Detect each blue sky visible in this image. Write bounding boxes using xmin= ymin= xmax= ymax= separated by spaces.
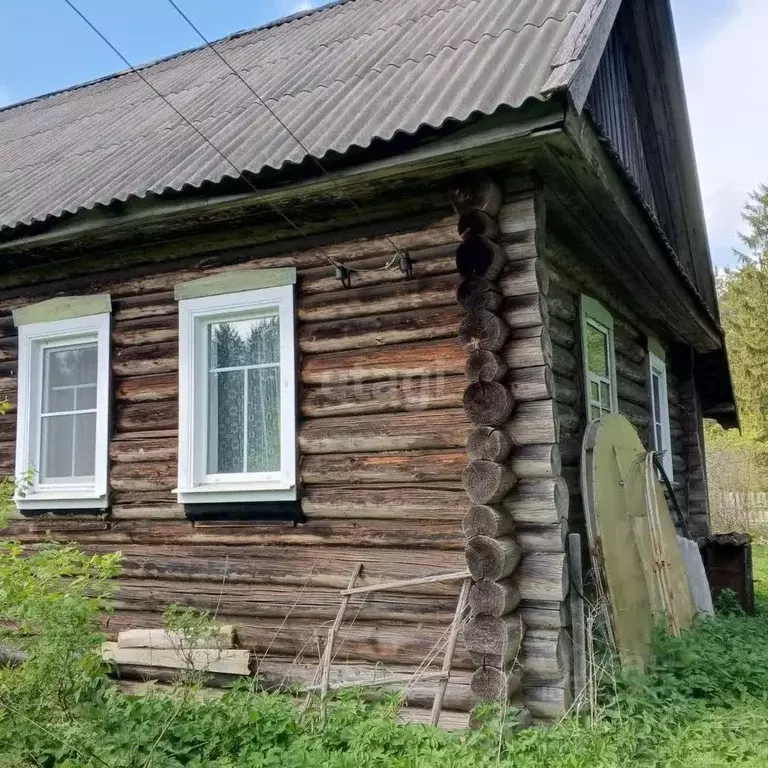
xmin=0 ymin=0 xmax=763 ymax=268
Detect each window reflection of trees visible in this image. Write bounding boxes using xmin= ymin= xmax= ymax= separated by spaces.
xmin=208 ymin=317 xmax=281 ymax=475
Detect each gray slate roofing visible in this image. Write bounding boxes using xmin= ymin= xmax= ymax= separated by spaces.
xmin=0 ymin=0 xmax=592 ymax=233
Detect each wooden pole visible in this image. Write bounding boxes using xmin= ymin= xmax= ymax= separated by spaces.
xmin=340 ymin=570 xmax=470 ymax=597
xmin=320 ymin=563 xmax=363 ymax=697
xmin=568 ymin=533 xmax=587 ymax=707
xmin=430 ymin=577 xmax=471 ymax=727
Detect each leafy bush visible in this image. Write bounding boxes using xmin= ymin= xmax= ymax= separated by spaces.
xmin=1 ymin=542 xmax=768 ymax=766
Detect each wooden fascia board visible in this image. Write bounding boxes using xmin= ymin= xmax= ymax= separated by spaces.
xmin=551 ymin=108 xmax=722 ymax=352
xmin=0 ymin=104 xmax=565 ymax=257
xmin=543 ymin=0 xmax=623 ymax=112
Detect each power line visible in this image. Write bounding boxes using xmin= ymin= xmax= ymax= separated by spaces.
xmin=163 ymin=0 xmax=404 ymax=270
xmin=62 ymin=0 xmax=405 ymax=278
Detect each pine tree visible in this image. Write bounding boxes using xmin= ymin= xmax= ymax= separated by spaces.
xmin=719 ymin=185 xmax=768 ymax=441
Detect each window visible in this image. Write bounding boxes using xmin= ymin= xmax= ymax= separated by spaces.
xmin=14 ymin=307 xmax=111 ymax=510
xmin=648 ymin=344 xmax=673 ymax=479
xmin=177 ymin=283 xmax=297 ymax=504
xmin=580 ymin=296 xmax=618 ymax=421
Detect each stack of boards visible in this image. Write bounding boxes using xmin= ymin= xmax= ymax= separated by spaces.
xmin=581 ymin=414 xmax=697 ymax=669
xmin=102 ymin=625 xmax=250 ymax=676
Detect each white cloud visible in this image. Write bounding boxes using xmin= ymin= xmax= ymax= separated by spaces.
xmin=679 ymin=0 xmax=768 ymax=265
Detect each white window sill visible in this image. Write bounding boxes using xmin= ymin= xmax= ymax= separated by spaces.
xmin=175 ymin=485 xmax=297 ymax=505
xmin=15 ymin=493 xmax=109 ymax=511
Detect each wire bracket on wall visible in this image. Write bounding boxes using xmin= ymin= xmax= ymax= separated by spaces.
xmin=335 ymin=265 xmax=352 ymax=289
xmin=399 ymin=252 xmax=414 ymax=280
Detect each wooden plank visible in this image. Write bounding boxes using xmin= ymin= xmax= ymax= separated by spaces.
xmin=102 ymin=642 xmax=250 ymax=675
xmin=117 ymin=626 xmax=235 ymax=650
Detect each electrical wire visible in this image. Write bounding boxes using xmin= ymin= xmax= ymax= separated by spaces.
xmin=163 ymin=0 xmax=404 ymax=271
xmin=62 ymin=0 xmax=403 ymax=277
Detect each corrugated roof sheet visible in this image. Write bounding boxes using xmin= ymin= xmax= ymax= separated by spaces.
xmin=0 ymin=0 xmax=589 ymax=233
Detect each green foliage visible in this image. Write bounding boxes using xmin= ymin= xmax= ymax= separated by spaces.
xmin=2 ymin=544 xmax=768 ymax=766
xmin=713 ymin=185 xmax=768 ymax=445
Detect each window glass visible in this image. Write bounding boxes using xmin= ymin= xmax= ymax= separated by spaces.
xmin=206 ymin=315 xmax=281 ymax=475
xmin=40 ymin=343 xmax=98 ymax=482
xmin=586 ymin=324 xmax=609 ymax=376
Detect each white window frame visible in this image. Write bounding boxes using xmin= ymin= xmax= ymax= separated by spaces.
xmin=14 ymin=313 xmax=111 ymax=510
xmin=648 ymin=349 xmax=673 ymax=480
xmin=580 ymin=296 xmax=618 ymax=422
xmin=176 ymin=285 xmax=297 ymax=504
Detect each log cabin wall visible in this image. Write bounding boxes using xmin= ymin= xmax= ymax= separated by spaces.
xmin=0 ymin=185 xmax=572 ymax=725
xmin=457 ymin=185 xmax=570 ymax=723
xmin=542 ymin=233 xmax=710 ymax=548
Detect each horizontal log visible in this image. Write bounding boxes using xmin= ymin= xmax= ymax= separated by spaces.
xmin=298 ymin=243 xmax=458 ymax=297
xmin=506 ymin=365 xmax=554 ymax=402
xmin=301 ymin=338 xmax=464 ymax=385
xmin=617 ymin=374 xmax=648 ymax=409
xmin=515 ymin=523 xmax=567 ymax=553
xmin=503 ymin=401 xmax=558 ymax=445
xmin=302 ymin=375 xmax=465 ymax=418
xmin=258 ymin=658 xmax=474 ymax=711
xmin=471 ymin=665 xmax=523 ymax=700
xmin=113 ymin=342 xmax=178 ymax=376
xmin=615 ymin=352 xmax=646 ymax=387
xmin=8 ymin=517 xmax=465 ymax=550
xmin=115 ymin=373 xmax=178 ymax=403
xmin=464 ymin=613 xmax=523 ymax=666
xmin=110 ymin=544 xmax=467 ymax=594
xmin=113 ymin=317 xmax=177 ymax=348
xmin=458 ymin=309 xmax=509 ymax=352
xmin=519 ymin=601 xmax=568 ymax=629
xmin=110 ymin=505 xmax=185 ymax=520
xmin=302 ymin=486 xmax=468 ymax=521
xmin=110 ymin=461 xmax=175 ymax=492
xmin=298 ymin=274 xmax=458 ymax=323
xmin=524 ymin=681 xmax=571 ymax=721
xmin=499 ymin=259 xmax=548 ymax=298
xmin=111 ymin=579 xmax=459 ymax=623
xmin=398 ymin=709 xmax=470 ymax=730
xmin=462 ymin=461 xmax=517 ymax=504
xmin=502 ymin=328 xmax=551 ymax=370
xmin=551 ymin=344 xmax=578 ymax=377
xmin=463 ymin=382 xmax=515 ymax=427
xmin=117 ymin=626 xmax=235 ymax=650
xmin=465 ymin=536 xmax=522 ymax=581
xmin=115 ymin=401 xmax=177 ymax=434
xmin=112 ymin=292 xmax=176 ymax=322
xmin=546 ymin=290 xmax=577 ymax=325
xmin=509 ymin=444 xmax=561 ymax=479
xmin=501 ymin=294 xmax=546 ymax=330
xmin=299 ymin=409 xmax=469 ymax=454
xmin=105 ymin=611 xmax=475 ymax=669
xmin=111 ymin=663 xmax=238 ymax=690
xmin=513 ymin=553 xmax=567 ymax=602
xmin=522 ymin=629 xmax=570 ymax=682
xmin=465 ymin=349 xmax=507 ymax=383
xmin=109 ymin=438 xmax=176 ymax=464
xmin=466 ymin=427 xmax=513 ymax=462
xmin=500 ymin=478 xmax=569 ymax=526
xmin=504 ymin=232 xmax=537 ymax=263
xmin=300 ymin=306 xmax=461 ymax=354
xmin=552 ymin=373 xmax=579 ymax=406
xmin=468 ymin=578 xmax=521 ymax=616
xmin=498 ymin=197 xmax=537 ymax=237
xmin=301 ymin=450 xmax=465 ymax=485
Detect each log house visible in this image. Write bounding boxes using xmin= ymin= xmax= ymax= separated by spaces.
xmin=0 ymin=0 xmax=736 ymax=725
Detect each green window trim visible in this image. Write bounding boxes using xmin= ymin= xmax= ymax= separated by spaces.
xmin=174 ymin=268 xmax=297 ymax=301
xmin=12 ymin=295 xmax=112 ymax=327
xmin=647 ymin=335 xmax=666 ymax=362
xmin=580 ymin=295 xmax=618 ymax=421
